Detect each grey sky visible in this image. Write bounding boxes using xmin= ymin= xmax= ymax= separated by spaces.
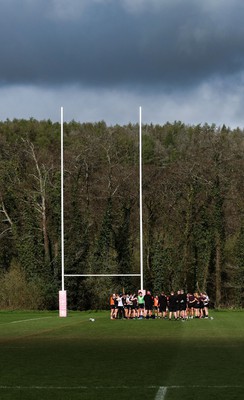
xmin=0 ymin=0 xmax=244 ymax=127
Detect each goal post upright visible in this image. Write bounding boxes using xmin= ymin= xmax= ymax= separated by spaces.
xmin=139 ymin=106 xmax=144 ymax=291
xmin=61 ymin=106 xmax=65 ymax=292
xmin=59 ymin=106 xmax=67 ymax=317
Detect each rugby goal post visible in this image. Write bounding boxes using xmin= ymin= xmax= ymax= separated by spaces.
xmin=59 ymin=107 xmax=144 ymax=317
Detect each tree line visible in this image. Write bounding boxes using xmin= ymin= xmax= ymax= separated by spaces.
xmin=0 ymin=119 xmax=243 ymax=309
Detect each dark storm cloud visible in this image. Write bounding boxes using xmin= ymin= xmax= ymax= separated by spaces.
xmin=1 ymin=0 xmax=244 ymax=91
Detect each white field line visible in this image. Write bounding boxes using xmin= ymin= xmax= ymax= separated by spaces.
xmin=0 ymin=317 xmax=53 ymax=327
xmin=10 ymin=317 xmax=53 ymax=324
xmin=155 ymin=386 xmax=167 ymax=400
xmin=0 ymin=317 xmax=54 ymax=326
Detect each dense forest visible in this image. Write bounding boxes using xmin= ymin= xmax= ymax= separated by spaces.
xmin=0 ymin=119 xmax=243 ymax=310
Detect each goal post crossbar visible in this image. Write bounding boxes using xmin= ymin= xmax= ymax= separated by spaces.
xmin=64 ymin=274 xmax=141 ymax=277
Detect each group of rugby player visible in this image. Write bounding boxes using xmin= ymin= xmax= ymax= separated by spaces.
xmin=110 ymin=290 xmax=210 ymax=320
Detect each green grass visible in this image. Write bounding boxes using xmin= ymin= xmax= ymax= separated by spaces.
xmin=0 ymin=310 xmax=244 ymax=399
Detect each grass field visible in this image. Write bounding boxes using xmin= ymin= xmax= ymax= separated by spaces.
xmin=0 ymin=310 xmax=244 ymax=400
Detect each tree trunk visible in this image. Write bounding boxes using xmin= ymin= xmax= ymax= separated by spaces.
xmin=24 ymin=140 xmax=50 ymax=264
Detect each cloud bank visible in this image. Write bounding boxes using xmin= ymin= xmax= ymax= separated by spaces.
xmin=0 ymin=0 xmax=244 ymax=127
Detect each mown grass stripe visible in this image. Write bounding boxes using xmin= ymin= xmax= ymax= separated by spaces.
xmin=0 ymin=385 xmax=243 ymax=390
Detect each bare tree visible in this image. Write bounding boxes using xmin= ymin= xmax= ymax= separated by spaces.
xmin=22 ymin=139 xmax=51 ymax=264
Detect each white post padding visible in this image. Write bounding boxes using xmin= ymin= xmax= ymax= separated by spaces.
xmin=59 ymin=290 xmax=67 ymax=317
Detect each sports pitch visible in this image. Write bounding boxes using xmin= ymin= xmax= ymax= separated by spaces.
xmin=0 ymin=310 xmax=243 ymax=400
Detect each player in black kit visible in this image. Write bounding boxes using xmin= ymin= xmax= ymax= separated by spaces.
xmin=168 ymin=291 xmax=178 ymax=320
xmin=158 ymin=291 xmax=168 ymax=319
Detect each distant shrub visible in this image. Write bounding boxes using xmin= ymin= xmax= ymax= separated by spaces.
xmin=0 ymin=263 xmax=43 ymax=310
